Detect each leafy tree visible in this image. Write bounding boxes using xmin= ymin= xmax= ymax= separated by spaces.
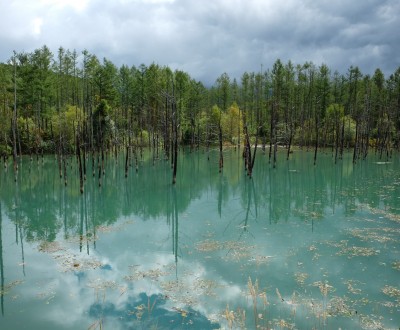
xmin=326 ymin=103 xmax=344 ymax=162
xmin=51 ymin=105 xmax=84 ymax=152
xmin=215 ymin=73 xmax=231 ymax=171
xmin=0 ymin=64 xmax=12 ymax=156
xmin=222 ymin=102 xmax=242 ymax=144
xmin=93 ymin=99 xmax=114 ymax=149
xmin=313 ymin=64 xmax=330 ymax=164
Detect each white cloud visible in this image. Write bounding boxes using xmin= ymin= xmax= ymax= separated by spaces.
xmin=0 ymin=0 xmax=399 ymax=84
xmin=32 ymin=17 xmax=43 ymax=36
xmin=40 ymin=0 xmax=91 ymax=12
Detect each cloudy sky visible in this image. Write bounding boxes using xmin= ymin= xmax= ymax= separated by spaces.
xmin=1 ymin=0 xmax=399 ymax=85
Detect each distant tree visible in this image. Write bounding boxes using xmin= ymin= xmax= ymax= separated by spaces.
xmin=0 ymin=63 xmax=12 ymax=159
xmin=270 ymin=59 xmax=284 ymax=168
xmin=326 ymin=103 xmax=344 ymax=162
xmin=92 ymin=99 xmax=114 ymax=186
xmin=216 ymin=73 xmax=230 ymax=172
xmin=12 ymin=51 xmax=18 ymax=179
xmin=313 ymin=64 xmax=330 ymax=165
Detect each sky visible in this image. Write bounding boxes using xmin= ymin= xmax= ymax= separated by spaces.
xmin=0 ymin=0 xmax=399 ymax=85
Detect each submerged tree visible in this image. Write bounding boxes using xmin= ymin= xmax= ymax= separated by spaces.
xmin=93 ymin=99 xmax=114 ymax=186
xmin=216 ymin=73 xmax=231 ymax=172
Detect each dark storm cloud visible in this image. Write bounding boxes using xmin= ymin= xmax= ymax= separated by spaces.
xmin=0 ymin=0 xmax=399 ymax=85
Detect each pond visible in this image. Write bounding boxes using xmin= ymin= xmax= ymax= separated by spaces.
xmin=0 ymin=148 xmax=399 ymax=329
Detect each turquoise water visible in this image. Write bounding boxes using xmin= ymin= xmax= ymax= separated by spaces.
xmin=0 ymin=149 xmax=399 ymax=329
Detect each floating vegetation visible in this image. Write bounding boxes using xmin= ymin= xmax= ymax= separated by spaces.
xmin=336 ymin=243 xmax=380 ymax=258
xmin=344 ymin=280 xmax=363 ymax=295
xmin=347 ymin=227 xmax=399 ymax=243
xmin=160 ymin=281 xmax=191 ymax=305
xmin=96 ymin=219 xmax=134 ymax=233
xmin=288 ymin=294 xmax=351 ymax=322
xmin=224 ymin=241 xmax=254 ymax=261
xmin=195 ymin=239 xmax=255 ymax=262
xmin=392 ymin=261 xmax=400 ymax=271
xmin=171 ymin=306 xmax=191 ymax=318
xmin=326 ymin=296 xmax=354 ymax=317
xmin=294 ymin=272 xmax=309 ymax=286
xmin=87 ymin=279 xmax=118 ymax=291
xmin=382 ymin=285 xmax=400 ymax=299
xmin=360 ymin=204 xmax=400 ymax=224
xmin=195 ymin=239 xmax=221 ymax=252
xmin=325 ymin=239 xmax=348 ymax=249
xmin=38 ymin=239 xmax=103 ymax=272
xmin=308 ymin=244 xmax=317 ymax=251
xmin=358 ymin=314 xmax=385 ymax=330
xmin=272 ymin=318 xmax=295 ymax=329
xmin=0 ymin=280 xmax=24 ymax=297
xmin=378 ymin=300 xmax=396 ymax=308
xmin=195 ymin=279 xmax=220 ymax=297
xmin=312 ymin=252 xmax=321 ymax=261
xmin=38 ymin=241 xmax=64 ymax=253
xmin=124 ymin=266 xmax=170 ymax=281
xmin=55 ymin=253 xmax=103 ymax=272
xmin=312 ymin=281 xmax=334 ymax=297
xmin=159 ymin=276 xmax=221 ymax=307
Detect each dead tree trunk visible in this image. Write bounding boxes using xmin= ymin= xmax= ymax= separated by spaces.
xmin=76 ymin=128 xmax=84 ymax=193
xmin=172 ymin=95 xmax=178 ymax=185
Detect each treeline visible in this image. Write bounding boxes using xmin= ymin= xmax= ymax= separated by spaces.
xmin=1 ymin=45 xmax=400 ymax=177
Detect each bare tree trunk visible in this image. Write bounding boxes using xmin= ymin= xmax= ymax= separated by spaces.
xmin=353 ymin=121 xmax=359 ymax=163
xmin=314 ymin=115 xmax=319 ymax=166
xmin=76 ymin=129 xmax=84 ymax=193
xmin=63 ymin=149 xmax=68 ymax=186
xmin=250 ymin=127 xmax=258 ymax=176
xmin=125 ymin=144 xmax=129 ymax=178
xmin=172 ymin=102 xmax=178 ymax=184
xmin=287 ymin=126 xmax=293 ymax=161
xmin=339 ymin=117 xmax=345 ymax=159
xmin=172 ymin=126 xmax=178 ymax=184
xmin=218 ymin=123 xmax=223 ymax=173
xmin=97 ymin=152 xmax=101 ymax=187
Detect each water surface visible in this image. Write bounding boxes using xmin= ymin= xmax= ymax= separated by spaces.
xmin=0 ymin=149 xmax=399 ymax=329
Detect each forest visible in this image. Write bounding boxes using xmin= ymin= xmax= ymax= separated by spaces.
xmin=1 ymin=45 xmax=400 ymax=185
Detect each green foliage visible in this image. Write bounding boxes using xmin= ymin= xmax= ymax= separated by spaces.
xmin=343 ymin=115 xmax=356 ymax=145
xmin=326 ymin=103 xmax=344 ymax=121
xmin=51 ymin=105 xmax=85 ymax=151
xmin=137 ymin=130 xmax=149 ymax=147
xmin=221 ymin=102 xmax=243 ymax=144
xmin=0 ymin=144 xmax=11 ymax=157
xmin=17 ymin=117 xmax=41 ymax=152
xmin=210 ymin=105 xmax=221 ymax=127
xmin=198 ymin=111 xmax=210 ymax=142
xmin=93 ymin=99 xmax=115 ymax=148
